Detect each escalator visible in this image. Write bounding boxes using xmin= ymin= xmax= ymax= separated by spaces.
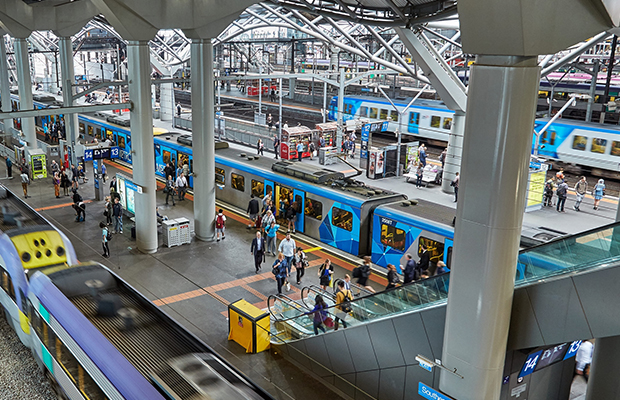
xmin=269 ymin=222 xmax=620 ymax=400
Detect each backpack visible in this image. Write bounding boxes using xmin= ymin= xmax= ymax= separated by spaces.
xmin=556 ymin=184 xmax=567 ymax=197
xmin=544 ymin=182 xmax=553 ymax=193
xmin=106 ymin=230 xmax=112 ymax=242
xmin=352 ymin=266 xmax=361 ymax=278
xmin=216 ymin=214 xmax=224 ymax=229
xmin=340 ymin=290 xmax=352 ymax=313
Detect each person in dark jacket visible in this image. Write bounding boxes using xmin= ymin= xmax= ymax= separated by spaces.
xmin=60 ymin=169 xmax=71 ymax=196
xmin=247 ymin=195 xmax=260 ymax=228
xmin=285 ymin=202 xmax=297 ymax=233
xmin=112 ymin=197 xmax=123 ymax=234
xmin=356 ymin=256 xmax=372 ymax=288
xmin=386 ymin=264 xmax=400 ymax=290
xmin=72 ymin=189 xmax=85 ymax=222
xmin=403 ymin=254 xmax=417 ymax=283
xmin=250 ymin=231 xmax=267 ymax=273
xmin=5 ymin=156 xmax=12 ymax=178
xmin=272 ymin=253 xmax=288 ymax=294
xmin=308 ymin=295 xmax=329 ymax=335
xmin=418 ymin=245 xmax=430 ymax=273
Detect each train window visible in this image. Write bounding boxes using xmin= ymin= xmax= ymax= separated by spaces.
xmin=215 ymin=167 xmax=225 ymax=185
xmin=443 ymin=118 xmax=453 ymax=130
xmin=116 ymin=135 xmax=124 ymax=149
xmin=19 ymin=289 xmax=26 ymax=312
xmin=379 ymin=109 xmax=388 ymax=120
xmin=369 ymin=108 xmax=378 ymax=119
xmin=56 ymin=337 xmax=79 ymax=382
xmin=304 ymin=197 xmax=323 ymax=220
xmin=28 ymin=301 xmax=42 ymax=336
xmin=345 ymin=104 xmax=354 ymax=115
xmin=390 ymin=110 xmax=399 ymax=122
xmin=100 ymin=128 xmax=105 ymax=140
xmin=409 ymin=112 xmax=420 ymax=126
xmin=611 ymin=141 xmax=620 ymax=156
xmin=360 ymin=106 xmax=368 ymax=118
xmin=591 ymin=138 xmax=607 ymax=154
xmin=251 ymin=180 xmax=264 ymax=197
xmin=231 ymin=173 xmax=245 ymax=192
xmin=419 ymin=236 xmax=445 ymax=265
xmin=178 ymin=153 xmax=190 ymax=172
xmin=163 ymin=150 xmax=171 ymax=165
xmin=1 ymin=269 xmax=15 ymax=301
xmin=46 ymin=322 xmax=56 ymax=354
xmin=332 ymin=207 xmax=353 ymax=231
xmin=430 ymin=116 xmax=441 ymax=128
xmin=80 ymin=365 xmax=106 ymax=400
xmin=446 ymin=246 xmax=453 ymax=269
xmin=294 ymin=195 xmax=303 ymax=213
xmin=540 ymin=130 xmax=556 ymax=145
xmin=79 ymin=123 xmax=85 ymax=135
xmin=572 ymin=135 xmax=587 ymax=151
xmin=88 ymin=125 xmax=93 ymax=137
xmin=380 ymin=224 xmax=406 ymax=252
xmin=106 ymin=129 xmax=113 ymax=140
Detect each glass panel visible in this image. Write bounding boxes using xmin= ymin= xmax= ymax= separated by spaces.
xmin=162 ymin=150 xmax=171 ymax=165
xmin=409 ymin=112 xmax=419 ymax=126
xmin=430 ymin=116 xmax=441 ymax=128
xmin=419 ymin=237 xmax=445 ymax=266
xmin=56 ymin=338 xmax=79 ymax=383
xmin=572 ymin=135 xmax=587 ymax=151
xmin=79 ymin=123 xmax=85 ymax=135
xmin=305 ymin=197 xmax=323 ymax=220
xmin=118 ymin=135 xmax=125 ymax=149
xmin=88 ymin=125 xmax=93 ymax=137
xmin=369 ymin=108 xmax=378 ymax=119
xmin=591 ymin=138 xmax=607 ymax=154
xmin=251 ymin=180 xmax=264 ymax=197
xmin=443 ymin=118 xmax=452 ymax=130
xmin=381 ymin=224 xmax=406 ymax=252
xmin=379 ymin=109 xmax=388 ymax=120
xmin=390 ymin=110 xmax=399 ymax=122
xmin=106 ymin=129 xmax=113 ymax=139
xmin=215 ymin=167 xmax=225 ymax=185
xmin=231 ymin=173 xmax=245 ymax=192
xmin=360 ymin=106 xmax=368 ymax=117
xmin=332 ymin=207 xmax=353 ymax=231
xmin=612 ymin=141 xmax=620 ymax=156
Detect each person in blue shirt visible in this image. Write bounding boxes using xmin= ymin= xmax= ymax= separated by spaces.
xmin=296 ymin=141 xmax=304 ymax=162
xmin=272 ymin=253 xmax=289 ymax=294
xmin=308 ymin=295 xmax=329 ymax=335
xmin=419 ymin=144 xmax=427 ymax=167
xmin=265 ymin=220 xmax=280 ymax=256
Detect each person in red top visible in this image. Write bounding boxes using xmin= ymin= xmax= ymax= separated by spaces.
xmin=215 ymin=209 xmax=226 ymax=242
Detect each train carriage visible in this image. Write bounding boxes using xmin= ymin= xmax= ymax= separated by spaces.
xmin=372 ymin=199 xmax=454 ymax=274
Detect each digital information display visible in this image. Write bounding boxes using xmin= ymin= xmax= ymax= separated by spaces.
xmin=84 ymin=146 xmax=120 ymax=161
xmin=519 ymin=340 xmax=582 ymax=378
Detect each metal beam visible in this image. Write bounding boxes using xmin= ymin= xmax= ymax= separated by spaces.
xmin=0 ymin=102 xmax=133 ymax=119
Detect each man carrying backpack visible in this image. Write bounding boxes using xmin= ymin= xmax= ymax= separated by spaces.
xmin=335 ymin=280 xmax=352 ymax=330
xmin=556 ymin=179 xmax=569 ymax=213
xmin=215 ymin=209 xmax=226 ymax=242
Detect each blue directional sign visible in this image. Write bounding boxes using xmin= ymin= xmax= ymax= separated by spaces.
xmin=418 ymin=383 xmax=454 ymax=400
xmin=110 ymin=146 xmax=120 ymax=159
xmin=519 ymin=350 xmax=543 ymax=378
xmin=84 ymin=149 xmax=93 ymax=161
xmin=564 ymin=340 xmax=582 ymax=360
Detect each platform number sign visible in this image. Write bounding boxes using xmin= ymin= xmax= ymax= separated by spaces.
xmin=110 ymin=146 xmax=119 ymax=159
xmin=519 ymin=350 xmax=542 ymax=378
xmin=563 ymin=340 xmax=582 ymax=360
xmin=84 ymin=149 xmax=93 ymax=161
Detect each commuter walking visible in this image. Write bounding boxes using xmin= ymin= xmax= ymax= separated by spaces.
xmin=165 ymin=175 xmax=176 ymax=205
xmin=285 ymin=202 xmax=297 ymax=233
xmin=418 ymin=245 xmax=430 ymax=273
xmin=272 ymin=253 xmax=288 ymax=294
xmin=439 ymin=148 xmax=447 ymax=169
xmin=215 ymin=209 xmax=226 ymax=242
xmin=257 ymin=139 xmax=264 ymax=156
xmin=573 ymin=176 xmax=587 ymax=211
xmin=278 ymin=232 xmax=296 ymax=274
xmin=403 ymin=253 xmax=417 ymax=284
xmin=53 ymin=171 xmax=61 ymax=198
xmin=318 ymin=259 xmax=333 ymax=290
xmin=353 ymin=256 xmax=372 ymax=290
xmin=175 ymin=173 xmax=188 ymax=201
xmin=261 ymin=209 xmax=275 ymax=234
xmin=177 ymin=102 xmax=182 ymax=117
xmin=247 ymin=194 xmax=260 ymax=228
xmin=101 ymin=162 xmax=107 ymax=183
xmin=71 ymin=164 xmax=79 ymax=190
xmin=593 ymin=179 xmax=605 ymax=210
xmin=334 ymin=281 xmax=353 ymax=330
xmin=309 ymin=295 xmax=329 ymax=335
xmin=265 ymin=221 xmax=280 ymax=256
xmin=452 ymin=172 xmax=460 ymax=202
xmin=72 ymin=190 xmax=85 ymax=222
xmin=61 ymin=169 xmax=71 ymax=196
xmin=556 ymin=180 xmax=568 ymax=212
xmin=386 ymin=264 xmax=400 ymax=290
xmin=415 ymin=162 xmax=424 ymax=188
xmin=100 ymin=222 xmax=110 ymax=258
xmin=104 ymin=196 xmax=113 ymax=226
xmin=20 ymin=170 xmax=30 ymax=198
xmin=273 ymin=135 xmax=280 ymax=159
xmin=543 ymin=179 xmax=555 ymax=207
xmin=50 ymin=160 xmax=59 ymax=176
xmin=112 ymin=197 xmax=123 ymax=234
xmin=5 ymin=156 xmax=12 ymax=178
xmin=250 ymin=231 xmax=267 ymax=273
xmin=294 ymin=247 xmax=307 ymax=285
xmin=308 ymin=141 xmax=316 ymax=160
xmin=418 ymin=144 xmax=427 ymax=167
xmin=296 ymin=141 xmax=304 ymax=162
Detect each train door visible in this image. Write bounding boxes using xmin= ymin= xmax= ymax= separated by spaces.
xmin=265 ymin=180 xmax=274 ymax=201
xmin=177 ymin=151 xmax=192 ymax=187
xmin=293 ymin=189 xmax=305 ymax=233
xmin=274 ymin=184 xmax=292 ymax=225
xmin=155 ymin=144 xmax=177 ymax=178
xmin=116 ymin=131 xmax=131 ymax=163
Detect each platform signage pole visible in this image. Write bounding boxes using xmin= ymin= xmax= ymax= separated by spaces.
xmin=0 ymin=34 xmax=12 ymax=134
xmin=336 ymin=67 xmax=345 ymax=152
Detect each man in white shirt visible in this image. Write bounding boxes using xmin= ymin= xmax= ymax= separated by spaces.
xmin=575 ymin=340 xmax=594 ymax=380
xmin=278 ymin=232 xmax=296 ymax=274
xmin=175 ymin=174 xmax=187 ymax=201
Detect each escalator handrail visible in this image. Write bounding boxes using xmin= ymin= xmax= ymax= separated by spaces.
xmin=332 ymin=278 xmax=373 ymax=296
xmin=267 ymin=294 xmax=310 ymax=321
xmin=300 ymin=285 xmax=336 ymax=309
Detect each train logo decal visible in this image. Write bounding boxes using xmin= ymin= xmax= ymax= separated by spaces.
xmin=318 ymin=203 xmax=360 ymax=255
xmin=372 ymin=216 xmax=421 ymax=273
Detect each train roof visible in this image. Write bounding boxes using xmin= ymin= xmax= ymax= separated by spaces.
xmin=40 ymin=262 xmax=209 ymax=380
xmin=375 ymin=199 xmax=455 ymax=238
xmin=214 ymin=147 xmax=403 ymax=203
xmin=0 ymin=185 xmax=51 ymax=233
xmin=535 ymin=117 xmax=620 ymax=132
xmin=335 ymin=94 xmax=450 ymax=110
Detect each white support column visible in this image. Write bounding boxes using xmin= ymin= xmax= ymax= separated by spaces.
xmin=0 ymin=35 xmax=12 ymax=133
xmin=441 ymin=111 xmax=465 ymax=193
xmin=50 ymin=54 xmax=59 ymax=94
xmin=585 ymin=336 xmax=620 ymax=399
xmin=59 ymin=37 xmax=79 ymax=165
xmin=191 ymin=39 xmax=216 ymax=241
xmin=14 ymin=38 xmax=37 ymax=150
xmin=439 ymin=56 xmax=540 ymax=400
xmin=336 ymin=67 xmax=345 ymax=151
xmin=127 ymin=41 xmax=158 ymax=253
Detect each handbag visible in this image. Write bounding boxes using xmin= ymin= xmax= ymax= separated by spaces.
xmin=286 ymin=282 xmax=291 ymax=292
xmin=324 ymin=317 xmax=334 ymax=328
xmin=103 ymin=210 xmax=109 ymax=217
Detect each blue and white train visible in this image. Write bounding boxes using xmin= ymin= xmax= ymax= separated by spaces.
xmin=328 ymin=95 xmax=620 ymax=178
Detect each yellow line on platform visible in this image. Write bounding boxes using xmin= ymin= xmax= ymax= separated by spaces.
xmin=304 ymin=246 xmax=323 ymax=252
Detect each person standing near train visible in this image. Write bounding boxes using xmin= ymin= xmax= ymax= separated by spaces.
xmin=573 ymin=176 xmax=587 ymax=211
xmin=5 ymin=156 xmax=12 ymax=179
xmin=100 ymin=222 xmax=110 ymax=258
xmin=593 ymin=179 xmax=605 ymax=210
xmin=273 ymin=134 xmax=280 ymax=160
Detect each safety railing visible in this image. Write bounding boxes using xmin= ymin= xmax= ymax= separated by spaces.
xmin=271 ymin=221 xmax=620 ymax=343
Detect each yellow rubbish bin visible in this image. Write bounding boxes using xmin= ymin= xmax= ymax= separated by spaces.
xmin=228 ymin=299 xmax=270 ymax=353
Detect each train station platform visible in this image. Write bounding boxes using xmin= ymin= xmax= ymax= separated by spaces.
xmin=0 ymin=160 xmax=388 ymax=400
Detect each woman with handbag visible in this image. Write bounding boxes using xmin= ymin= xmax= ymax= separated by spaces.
xmin=272 ymin=253 xmax=288 ymax=294
xmin=318 ymin=259 xmax=333 ymax=290
xmin=309 ymin=295 xmax=331 ymax=335
xmin=386 ymin=264 xmax=401 ymax=290
xmin=294 ymin=247 xmax=307 ymax=285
